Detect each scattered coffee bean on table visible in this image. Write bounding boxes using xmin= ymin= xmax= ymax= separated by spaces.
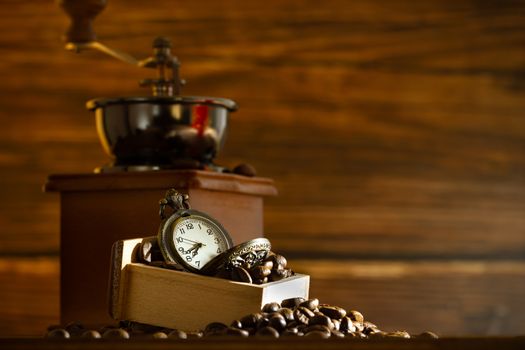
xmin=45 ymin=298 xmax=438 ymax=340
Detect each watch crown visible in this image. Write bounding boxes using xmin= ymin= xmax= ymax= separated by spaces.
xmin=159 ymin=189 xmax=191 ymax=219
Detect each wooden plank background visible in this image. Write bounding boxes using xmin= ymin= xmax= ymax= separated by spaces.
xmin=0 ymin=0 xmax=524 ymax=337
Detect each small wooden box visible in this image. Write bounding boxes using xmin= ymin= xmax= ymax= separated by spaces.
xmin=110 ymin=238 xmax=310 ymax=331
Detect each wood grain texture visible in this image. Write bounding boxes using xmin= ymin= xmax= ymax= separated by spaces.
xmin=1 ymin=257 xmax=525 ymax=337
xmin=0 ymin=258 xmax=59 ymax=337
xmin=0 ymin=0 xmax=524 ymax=257
xmin=0 ymin=0 xmax=524 ymax=339
xmin=293 ymin=259 xmax=525 ymax=336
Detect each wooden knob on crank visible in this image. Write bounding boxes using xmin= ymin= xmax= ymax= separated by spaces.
xmin=59 ymin=0 xmax=107 ymax=43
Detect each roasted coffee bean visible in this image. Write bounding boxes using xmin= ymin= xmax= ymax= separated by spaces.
xmin=102 ymin=328 xmax=130 ymax=339
xmin=204 ymin=322 xmax=228 ymax=335
xmin=245 ymin=328 xmax=257 ymax=336
xmin=306 ymin=325 xmax=331 ymax=334
xmin=340 ymin=317 xmax=357 ymax=333
xmin=299 ymin=306 xmax=316 ymax=318
xmin=226 ymin=328 xmax=249 ymax=337
xmin=261 ymin=260 xmax=274 ymax=270
xmin=255 ymin=326 xmax=280 ymax=338
xmin=347 ymin=310 xmax=364 ymax=324
xmin=152 ymin=332 xmax=168 ymax=339
xmin=297 ymin=324 xmax=308 ymax=333
xmin=256 ymin=317 xmax=270 ymax=329
xmin=363 ymin=321 xmax=377 ymax=328
xmin=364 ymin=329 xmax=381 ymax=337
xmin=269 ymin=254 xmax=287 ymax=269
xmin=304 ymin=330 xmax=330 ymax=339
xmin=240 ymin=313 xmax=262 ymax=329
xmin=363 ymin=321 xmax=379 ymax=335
xmin=354 ymin=331 xmax=368 ymax=338
xmin=262 ymin=302 xmax=280 ymax=313
xmin=121 ymin=321 xmax=163 ymax=334
xmin=269 ymin=268 xmax=293 ymax=281
xmin=319 ymin=305 xmax=346 ymax=319
xmin=269 ymin=269 xmax=287 ymax=281
xmin=281 ymin=328 xmax=299 ymax=336
xmin=279 ymin=308 xmax=295 ymax=322
xmin=230 ymin=320 xmax=243 ymax=329
xmin=331 ymin=329 xmax=345 ymax=338
xmin=269 ymin=314 xmax=287 ymax=332
xmin=80 ymin=330 xmax=101 ymax=339
xmin=353 ymin=321 xmax=364 ymax=332
xmin=281 ymin=297 xmax=305 ymax=308
xmin=294 ymin=307 xmax=314 ymax=325
xmin=386 ymin=331 xmax=411 ymax=339
xmin=253 ymin=277 xmax=268 ymax=284
xmin=65 ymin=321 xmax=85 ymax=336
xmin=186 ymin=331 xmax=204 ymax=339
xmin=233 ymin=163 xmax=257 ymax=177
xmin=283 ymin=268 xmax=294 ymax=278
xmin=331 ymin=319 xmax=341 ymax=331
xmin=286 ymin=321 xmax=299 ymax=330
xmin=294 ymin=312 xmax=309 ymax=325
xmin=46 ymin=328 xmax=70 ymax=339
xmin=299 ymin=298 xmax=319 ymax=311
xmin=168 ymin=330 xmax=187 ymax=339
xmin=285 ymin=325 xmax=299 ymax=333
xmin=368 ymin=331 xmax=387 ymax=339
xmin=416 ymin=331 xmax=439 ymax=339
xmin=98 ymin=325 xmax=118 ymax=335
xmin=231 ymin=266 xmax=252 ymax=283
xmin=309 ymin=315 xmax=334 ymax=329
xmin=252 ymin=266 xmax=272 ymax=279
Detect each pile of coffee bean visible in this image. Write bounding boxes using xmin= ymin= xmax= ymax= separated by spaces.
xmin=214 ymin=253 xmax=294 ymax=285
xmin=201 ymin=298 xmax=437 ymax=339
xmin=45 ymin=298 xmax=438 ymax=340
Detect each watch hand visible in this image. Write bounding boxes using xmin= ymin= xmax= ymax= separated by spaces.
xmin=191 ymin=243 xmax=204 ymax=257
xmin=180 ymin=238 xmax=206 ymax=246
xmin=185 ymin=242 xmax=205 ymax=255
xmin=184 ymin=243 xmax=199 ymax=254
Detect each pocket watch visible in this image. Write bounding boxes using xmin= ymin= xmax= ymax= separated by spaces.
xmin=201 ymin=238 xmax=272 ymax=276
xmin=157 ymin=189 xmax=234 ymax=273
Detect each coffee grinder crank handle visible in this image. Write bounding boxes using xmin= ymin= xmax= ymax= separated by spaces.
xmin=58 ymin=0 xmax=138 ymax=65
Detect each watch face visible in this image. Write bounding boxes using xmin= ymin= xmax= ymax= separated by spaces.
xmin=159 ymin=210 xmax=233 ymax=272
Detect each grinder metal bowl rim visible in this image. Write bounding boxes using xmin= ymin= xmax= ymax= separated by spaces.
xmin=86 ymin=96 xmax=238 ymax=111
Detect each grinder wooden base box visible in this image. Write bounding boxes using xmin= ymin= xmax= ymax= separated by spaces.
xmin=110 ymin=238 xmax=310 ymax=331
xmin=45 ymin=170 xmax=277 ymax=325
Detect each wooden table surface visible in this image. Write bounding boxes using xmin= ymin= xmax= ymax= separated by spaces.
xmin=1 ymin=337 xmax=525 ymax=350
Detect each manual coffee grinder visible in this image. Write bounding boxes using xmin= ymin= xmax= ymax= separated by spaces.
xmin=45 ymin=0 xmax=277 ymax=326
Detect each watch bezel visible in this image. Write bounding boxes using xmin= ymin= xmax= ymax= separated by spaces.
xmin=157 ymin=209 xmax=234 ymax=274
